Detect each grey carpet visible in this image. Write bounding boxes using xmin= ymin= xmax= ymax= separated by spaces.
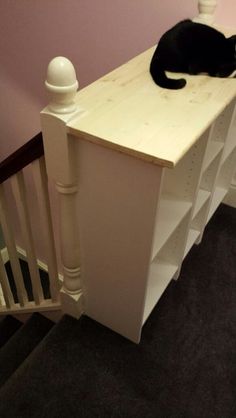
xmin=0 ymin=203 xmax=235 ymax=418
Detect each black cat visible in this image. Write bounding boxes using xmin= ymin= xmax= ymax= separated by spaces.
xmin=150 ymin=19 xmax=236 ymax=90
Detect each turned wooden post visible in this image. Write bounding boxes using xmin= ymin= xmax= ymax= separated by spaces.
xmin=40 ymin=57 xmax=83 ymax=318
xmin=194 ymin=0 xmax=218 ymax=24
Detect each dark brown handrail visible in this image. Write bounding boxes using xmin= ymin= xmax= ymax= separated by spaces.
xmin=0 ymin=132 xmax=44 ymax=184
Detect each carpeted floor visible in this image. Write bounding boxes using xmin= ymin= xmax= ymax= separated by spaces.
xmin=0 ymin=203 xmax=235 ymax=418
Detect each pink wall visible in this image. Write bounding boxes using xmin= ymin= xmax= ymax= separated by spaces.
xmin=215 ymin=0 xmax=236 ymax=27
xmin=1 ymin=0 xmax=235 ymax=160
xmin=0 ymin=0 xmax=198 ymax=160
xmin=0 ymin=0 xmax=235 ymax=265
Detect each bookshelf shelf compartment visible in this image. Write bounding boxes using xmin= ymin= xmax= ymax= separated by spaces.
xmin=151 ymin=195 xmax=192 ymax=259
xmin=223 ymin=142 xmax=236 ymax=164
xmin=145 ymin=215 xmax=190 ymax=324
xmin=192 ymin=199 xmax=210 ymax=232
xmin=207 ymin=187 xmax=228 ymax=221
xmin=203 ymin=141 xmax=224 ymax=172
xmin=184 ymin=229 xmax=200 ymax=258
xmin=192 ymin=189 xmax=211 ymax=219
xmin=200 ymin=153 xmax=221 ymax=192
xmin=143 ymin=260 xmax=178 ymax=325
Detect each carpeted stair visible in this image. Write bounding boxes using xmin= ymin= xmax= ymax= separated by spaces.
xmin=0 ymin=313 xmax=54 ymax=387
xmin=0 ymin=315 xmax=22 ymax=349
xmin=0 ymin=204 xmax=235 ymax=418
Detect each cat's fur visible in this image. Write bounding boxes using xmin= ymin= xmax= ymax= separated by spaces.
xmin=150 ymin=19 xmax=236 ymax=90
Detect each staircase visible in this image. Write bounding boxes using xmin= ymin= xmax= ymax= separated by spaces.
xmin=0 ymin=203 xmax=235 ymax=418
xmin=0 ymin=132 xmax=61 ymax=317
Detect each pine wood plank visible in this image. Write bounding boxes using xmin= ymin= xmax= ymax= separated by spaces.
xmin=68 ymin=47 xmax=236 ymax=168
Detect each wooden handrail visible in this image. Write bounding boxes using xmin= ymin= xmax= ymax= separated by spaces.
xmin=0 ymin=132 xmax=44 ymax=184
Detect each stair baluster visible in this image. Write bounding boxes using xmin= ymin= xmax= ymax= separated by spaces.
xmin=11 ymin=171 xmax=44 ymax=305
xmin=0 ymin=184 xmax=28 ymax=307
xmin=0 ymin=251 xmax=14 ymax=309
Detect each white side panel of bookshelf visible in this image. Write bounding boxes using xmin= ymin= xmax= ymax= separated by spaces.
xmin=76 ymin=140 xmax=163 ymax=343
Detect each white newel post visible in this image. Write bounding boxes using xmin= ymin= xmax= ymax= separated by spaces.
xmin=40 ymin=57 xmax=83 ymax=318
xmin=193 ymin=0 xmax=218 ymax=24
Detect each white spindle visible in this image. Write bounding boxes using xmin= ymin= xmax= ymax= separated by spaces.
xmin=0 ymin=250 xmax=14 ymax=309
xmin=32 ymin=157 xmax=60 ymax=302
xmin=0 ymin=184 xmax=28 ymax=306
xmin=11 ymin=171 xmax=44 ymax=305
xmin=194 ymin=0 xmax=218 ymax=24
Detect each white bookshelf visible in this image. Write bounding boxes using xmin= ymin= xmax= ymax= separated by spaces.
xmin=61 ymin=46 xmax=236 ymax=343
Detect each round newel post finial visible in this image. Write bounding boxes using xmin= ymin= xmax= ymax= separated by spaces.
xmin=45 ymin=56 xmax=79 ymax=114
xmin=195 ymin=0 xmax=218 ymax=24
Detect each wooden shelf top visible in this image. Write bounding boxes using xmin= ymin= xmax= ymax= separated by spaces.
xmin=68 ymin=46 xmax=236 ymax=168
